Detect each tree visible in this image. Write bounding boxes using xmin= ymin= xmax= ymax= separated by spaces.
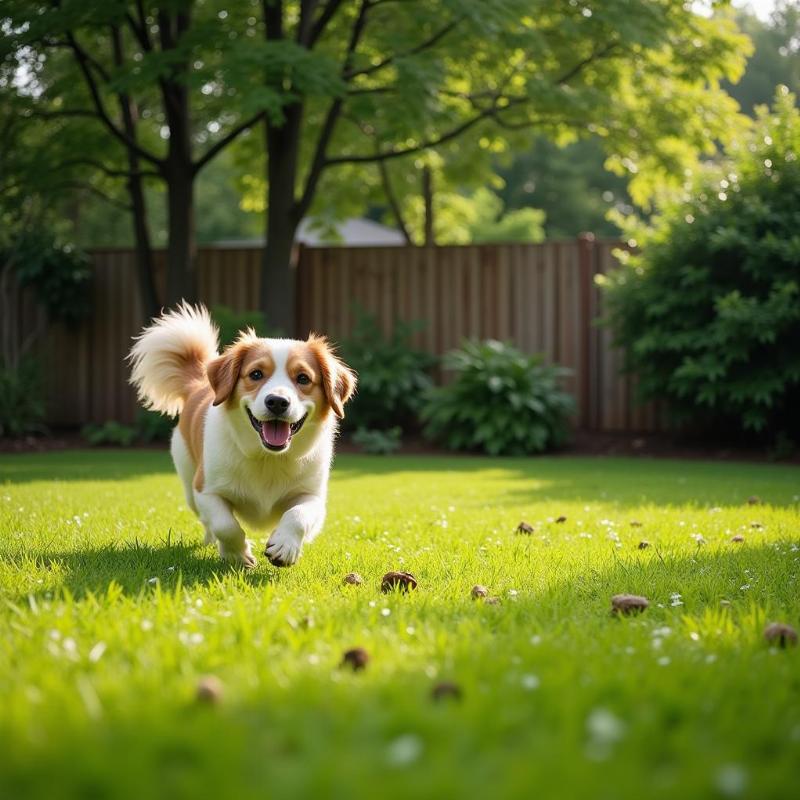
xmin=232 ymin=0 xmax=749 ymax=330
xmin=1 ymin=1 xmax=263 ymax=317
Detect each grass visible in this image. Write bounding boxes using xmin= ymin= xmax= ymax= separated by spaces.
xmin=0 ymin=450 xmax=799 ymax=800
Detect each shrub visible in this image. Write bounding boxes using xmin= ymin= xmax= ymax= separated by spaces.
xmin=352 ymin=427 xmax=402 ymax=455
xmin=603 ymin=88 xmax=800 ymax=439
xmin=0 ymin=358 xmax=46 ymax=437
xmin=422 ymin=340 xmax=574 ymax=455
xmin=9 ymin=235 xmax=92 ymax=325
xmin=135 ymin=409 xmax=173 ymax=443
xmin=81 ymin=421 xmax=137 ymax=447
xmin=339 ymin=310 xmax=435 ymax=432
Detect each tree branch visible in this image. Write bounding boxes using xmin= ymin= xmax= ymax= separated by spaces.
xmin=345 ymin=17 xmax=461 ymax=80
xmin=48 ymin=181 xmax=133 ymax=211
xmin=294 ymin=0 xmax=372 ymax=219
xmin=193 ymin=112 xmax=265 ymax=174
xmin=326 ymin=98 xmax=525 ymax=165
xmin=54 ymin=157 xmax=158 ymax=179
xmin=378 ymin=160 xmax=413 ymax=244
xmin=555 ymin=41 xmax=619 ymax=86
xmin=66 ymin=32 xmax=163 ymax=168
xmin=307 ymin=0 xmax=344 ymax=46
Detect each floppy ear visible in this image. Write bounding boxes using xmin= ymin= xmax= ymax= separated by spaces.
xmin=308 ymin=335 xmax=357 ymax=419
xmin=206 ymin=343 xmax=249 ymax=406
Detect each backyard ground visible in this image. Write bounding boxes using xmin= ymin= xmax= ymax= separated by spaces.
xmin=0 ymin=451 xmax=798 ymax=799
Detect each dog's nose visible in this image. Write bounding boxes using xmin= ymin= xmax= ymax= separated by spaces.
xmin=265 ymin=394 xmax=290 ymax=416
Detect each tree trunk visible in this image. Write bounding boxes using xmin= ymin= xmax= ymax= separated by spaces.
xmin=423 ymin=166 xmax=434 ymax=246
xmin=164 ymin=163 xmax=196 ymax=306
xmin=111 ymin=25 xmax=159 ymax=322
xmin=261 ymin=108 xmax=303 ymax=335
xmin=162 ymin=79 xmax=197 ymax=307
xmin=129 ymin=168 xmax=159 ymax=321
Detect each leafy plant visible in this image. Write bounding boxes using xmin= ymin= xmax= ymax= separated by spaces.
xmin=339 ymin=310 xmax=435 ymax=432
xmin=422 ymin=340 xmax=574 ymax=455
xmin=603 ymin=88 xmax=800 ymax=440
xmin=352 ymin=427 xmax=402 ymax=456
xmin=0 ymin=358 xmax=46 ymax=437
xmin=8 ymin=235 xmax=92 ymax=325
xmin=135 ymin=409 xmax=173 ymax=443
xmin=81 ymin=421 xmax=137 ymax=447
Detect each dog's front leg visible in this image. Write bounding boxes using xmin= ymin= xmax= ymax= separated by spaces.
xmin=194 ymin=491 xmax=256 ymax=568
xmin=265 ymin=494 xmax=326 ymax=567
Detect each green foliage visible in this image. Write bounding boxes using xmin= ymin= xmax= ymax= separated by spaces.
xmin=135 ymin=409 xmax=173 ymax=444
xmin=351 ymin=427 xmax=402 ymax=456
xmin=82 ymin=411 xmax=173 ymax=447
xmin=81 ymin=421 xmax=137 ymax=447
xmin=498 ymin=136 xmax=631 ymax=238
xmin=604 ymin=88 xmax=800 ymax=438
xmin=211 ymin=306 xmax=274 ymax=347
xmin=7 ymin=236 xmax=91 ymax=324
xmin=422 ymin=340 xmax=574 ymax=455
xmin=0 ymin=358 xmax=45 ymax=438
xmin=339 ymin=311 xmax=435 ymax=432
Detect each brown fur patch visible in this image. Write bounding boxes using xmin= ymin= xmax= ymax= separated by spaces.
xmin=206 ymin=341 xmax=254 ymax=406
xmin=178 ymin=380 xmax=213 ymax=492
xmin=306 ymin=336 xmax=356 ymax=419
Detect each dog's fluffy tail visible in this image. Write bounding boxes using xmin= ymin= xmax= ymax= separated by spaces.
xmin=128 ymin=302 xmax=219 ymax=417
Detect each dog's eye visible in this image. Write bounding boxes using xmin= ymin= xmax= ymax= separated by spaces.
xmin=296 ymin=373 xmax=311 ymax=386
xmin=248 ymin=369 xmax=263 ymax=381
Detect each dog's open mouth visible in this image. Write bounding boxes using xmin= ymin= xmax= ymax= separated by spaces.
xmin=246 ymin=408 xmax=307 ymax=451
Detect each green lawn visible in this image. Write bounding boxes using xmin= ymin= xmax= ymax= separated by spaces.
xmin=1 ymin=451 xmax=799 ymax=800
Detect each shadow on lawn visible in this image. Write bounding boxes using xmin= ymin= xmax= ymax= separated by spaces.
xmin=1 ymin=449 xmax=175 ymax=484
xmin=333 ymin=454 xmax=800 ymax=508
xmin=18 ymin=538 xmax=275 ymax=598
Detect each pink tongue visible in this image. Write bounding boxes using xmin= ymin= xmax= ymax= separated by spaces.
xmin=262 ymin=420 xmax=291 ymax=448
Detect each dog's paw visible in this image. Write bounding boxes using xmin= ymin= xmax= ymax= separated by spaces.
xmin=265 ymin=529 xmax=302 ymax=567
xmin=218 ymin=539 xmax=257 ymax=569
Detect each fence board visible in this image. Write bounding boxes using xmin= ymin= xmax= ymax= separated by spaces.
xmin=7 ymin=240 xmax=660 ymax=433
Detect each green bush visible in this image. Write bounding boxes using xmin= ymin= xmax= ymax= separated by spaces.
xmin=0 ymin=358 xmax=46 ymax=437
xmin=9 ymin=236 xmax=92 ymax=325
xmin=352 ymin=427 xmax=402 ymax=455
xmin=604 ymin=88 xmax=800 ymax=438
xmin=135 ymin=409 xmax=173 ymax=443
xmin=422 ymin=340 xmax=574 ymax=455
xmin=81 ymin=421 xmax=137 ymax=447
xmin=339 ymin=310 xmax=435 ymax=432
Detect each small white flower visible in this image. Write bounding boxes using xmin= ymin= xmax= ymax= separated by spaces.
xmin=386 ymin=734 xmax=423 ymax=767
xmin=88 ymin=642 xmax=106 ymax=663
xmin=521 ymin=674 xmax=540 ymax=690
xmin=381 ymin=608 xmax=391 ymax=617
xmin=530 ymin=635 xmax=542 ymax=646
xmin=657 ymin=656 xmax=671 ymax=666
xmin=715 ymin=764 xmax=748 ymax=797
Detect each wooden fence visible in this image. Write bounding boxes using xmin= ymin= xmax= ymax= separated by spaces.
xmin=10 ymin=239 xmax=659 ymax=432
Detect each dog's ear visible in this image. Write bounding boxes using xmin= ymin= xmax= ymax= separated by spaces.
xmin=206 ymin=343 xmax=249 ymax=406
xmin=308 ymin=335 xmax=357 ymax=419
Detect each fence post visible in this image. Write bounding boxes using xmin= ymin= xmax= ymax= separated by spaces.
xmin=577 ymin=233 xmax=595 ymax=430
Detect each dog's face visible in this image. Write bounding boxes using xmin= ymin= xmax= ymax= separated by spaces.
xmin=206 ymin=334 xmax=356 ymax=455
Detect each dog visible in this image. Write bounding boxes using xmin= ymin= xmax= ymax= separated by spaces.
xmin=128 ymin=303 xmax=356 ymax=568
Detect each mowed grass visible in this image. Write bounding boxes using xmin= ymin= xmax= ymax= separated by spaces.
xmin=1 ymin=451 xmax=799 ymax=800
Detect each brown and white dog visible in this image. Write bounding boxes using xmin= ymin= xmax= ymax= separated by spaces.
xmin=128 ymin=303 xmax=356 ymax=568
